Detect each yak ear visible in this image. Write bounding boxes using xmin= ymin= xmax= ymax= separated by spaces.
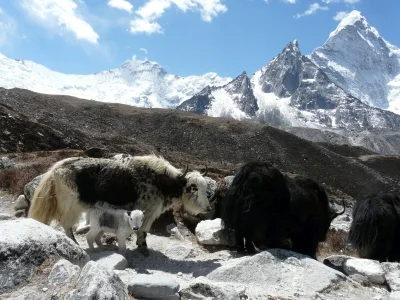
xmin=125 ymin=211 xmax=130 ymax=217
xmin=142 ymin=210 xmax=146 ymax=214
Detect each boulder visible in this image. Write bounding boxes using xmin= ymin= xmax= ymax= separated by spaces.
xmin=206 ymin=249 xmax=347 ymax=299
xmin=343 ymin=258 xmax=386 ymax=285
xmin=382 ymin=263 xmax=400 ymax=291
xmin=165 ymin=245 xmax=199 ymax=260
xmin=127 ymin=274 xmax=180 ymax=299
xmin=386 ymin=291 xmax=400 ymax=300
xmin=14 ymin=195 xmax=29 ymax=211
xmin=48 ymin=259 xmax=80 ymax=287
xmin=24 ymin=174 xmax=44 ymax=202
xmin=180 ymin=276 xmax=247 ymax=300
xmin=0 ymin=157 xmax=16 ymax=169
xmin=89 ymin=251 xmax=128 ymax=271
xmin=323 ymin=255 xmax=353 ymax=274
xmin=195 ymin=218 xmax=235 ymax=246
xmin=114 ymin=269 xmax=138 ymax=287
xmin=0 ymin=218 xmax=89 ymax=294
xmin=14 ymin=210 xmax=26 ymax=218
xmin=0 ymin=213 xmax=12 ymax=221
xmin=65 ymin=261 xmax=128 ymax=300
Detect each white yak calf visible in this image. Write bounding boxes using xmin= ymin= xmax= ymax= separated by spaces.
xmin=86 ymin=208 xmax=144 ymax=254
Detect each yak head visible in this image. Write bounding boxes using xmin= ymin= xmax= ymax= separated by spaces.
xmin=182 ymin=169 xmax=212 ymax=215
xmin=127 ymin=209 xmax=145 ymax=231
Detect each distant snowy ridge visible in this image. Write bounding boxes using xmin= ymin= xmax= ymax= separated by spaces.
xmin=0 ymin=55 xmax=231 ymax=108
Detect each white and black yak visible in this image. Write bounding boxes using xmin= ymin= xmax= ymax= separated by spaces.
xmin=221 ymin=161 xmax=293 ymax=253
xmin=28 ymin=154 xmax=212 ymax=252
xmin=285 ymin=174 xmax=345 ymax=258
xmin=349 ymin=193 xmax=400 ymax=262
xmin=86 ymin=207 xmax=144 ymax=254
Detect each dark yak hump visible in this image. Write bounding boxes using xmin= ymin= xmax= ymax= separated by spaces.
xmin=75 ymin=162 xmax=139 ymax=206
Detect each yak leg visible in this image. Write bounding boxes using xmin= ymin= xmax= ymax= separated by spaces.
xmin=235 ymin=230 xmax=245 ymax=253
xmin=64 ymin=227 xmax=79 ymax=245
xmin=244 ymin=235 xmax=256 ymax=254
xmin=94 ymin=231 xmax=103 ymax=248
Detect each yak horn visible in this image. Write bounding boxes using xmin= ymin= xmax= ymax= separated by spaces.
xmin=201 ymin=165 xmax=208 ymax=177
xmin=180 ymin=164 xmax=189 ymax=178
xmin=330 ymin=199 xmax=346 ymax=221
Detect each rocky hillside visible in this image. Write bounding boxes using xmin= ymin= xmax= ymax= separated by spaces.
xmin=1 ymin=87 xmax=399 ymax=200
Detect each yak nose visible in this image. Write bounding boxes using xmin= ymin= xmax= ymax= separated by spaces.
xmin=206 ymin=206 xmax=212 ymax=212
xmin=132 ymin=227 xmax=138 ymax=230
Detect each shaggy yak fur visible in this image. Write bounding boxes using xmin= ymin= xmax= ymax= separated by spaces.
xmin=86 ymin=208 xmax=144 ymax=254
xmin=221 ymin=161 xmax=293 ymax=253
xmin=28 ymin=154 xmax=211 ymax=250
xmin=349 ymin=193 xmax=400 ymax=262
xmin=285 ymin=174 xmax=345 ymax=258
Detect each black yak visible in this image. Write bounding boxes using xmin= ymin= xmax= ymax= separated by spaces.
xmin=221 ymin=161 xmax=293 ymax=253
xmin=349 ymin=193 xmax=400 ymax=262
xmin=285 ymin=174 xmax=345 ymax=258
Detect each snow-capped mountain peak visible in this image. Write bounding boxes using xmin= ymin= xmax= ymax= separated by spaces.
xmin=310 ymin=10 xmax=400 ymax=112
xmin=0 ymin=53 xmax=231 ymax=109
xmin=328 ymin=10 xmax=379 ymax=39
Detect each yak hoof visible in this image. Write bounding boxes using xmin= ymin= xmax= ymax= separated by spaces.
xmin=137 ymin=245 xmax=149 ymax=257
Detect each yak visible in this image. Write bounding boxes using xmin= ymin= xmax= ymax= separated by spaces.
xmin=221 ymin=161 xmax=293 ymax=253
xmin=349 ymin=193 xmax=400 ymax=262
xmin=28 ymin=154 xmax=211 ymax=251
xmin=285 ymin=174 xmax=345 ymax=258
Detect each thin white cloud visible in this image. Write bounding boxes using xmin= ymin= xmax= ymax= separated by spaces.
xmin=130 ymin=18 xmax=163 ymax=34
xmin=108 ymin=0 xmax=133 ymax=14
xmin=140 ymin=47 xmax=148 ymax=54
xmin=333 ymin=11 xmax=349 ymax=21
xmin=20 ymin=0 xmax=99 ymax=44
xmin=295 ymin=3 xmax=329 ymax=19
xmin=282 ymin=0 xmax=296 ymax=4
xmin=322 ymin=0 xmax=360 ymax=3
xmin=0 ymin=7 xmax=18 ymax=49
xmin=130 ymin=0 xmax=227 ymax=35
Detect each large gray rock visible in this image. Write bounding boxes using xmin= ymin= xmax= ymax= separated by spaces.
xmin=114 ymin=269 xmax=138 ymax=287
xmin=48 ymin=259 xmax=80 ymax=287
xmin=128 ymin=274 xmax=180 ymax=299
xmin=66 ymin=261 xmax=128 ymax=300
xmin=165 ymin=245 xmax=199 ymax=260
xmin=206 ymin=249 xmax=347 ymax=299
xmin=89 ymin=251 xmax=128 ymax=271
xmin=343 ymin=258 xmax=386 ymax=285
xmin=0 ymin=213 xmax=12 ymax=221
xmin=14 ymin=195 xmax=29 ymax=211
xmin=195 ymin=218 xmax=235 ymax=246
xmin=386 ymin=291 xmax=400 ymax=300
xmin=323 ymin=255 xmax=353 ymax=274
xmin=0 ymin=157 xmax=16 ymax=169
xmin=382 ymin=263 xmax=400 ymax=291
xmin=24 ymin=174 xmax=44 ymax=202
xmin=0 ymin=218 xmax=89 ymax=294
xmin=180 ymin=276 xmax=247 ymax=300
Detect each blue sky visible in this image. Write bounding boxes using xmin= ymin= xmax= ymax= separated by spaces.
xmin=0 ymin=0 xmax=399 ymax=78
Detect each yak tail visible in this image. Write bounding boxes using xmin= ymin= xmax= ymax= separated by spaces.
xmin=28 ymin=168 xmax=58 ymax=224
xmin=28 ymin=159 xmax=71 ymax=224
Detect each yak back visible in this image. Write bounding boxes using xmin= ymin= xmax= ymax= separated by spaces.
xmin=73 ymin=159 xmax=186 ymax=207
xmin=221 ymin=161 xmax=291 ymax=233
xmin=286 ymin=175 xmax=331 ymax=241
xmin=349 ymin=193 xmax=400 ymax=259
